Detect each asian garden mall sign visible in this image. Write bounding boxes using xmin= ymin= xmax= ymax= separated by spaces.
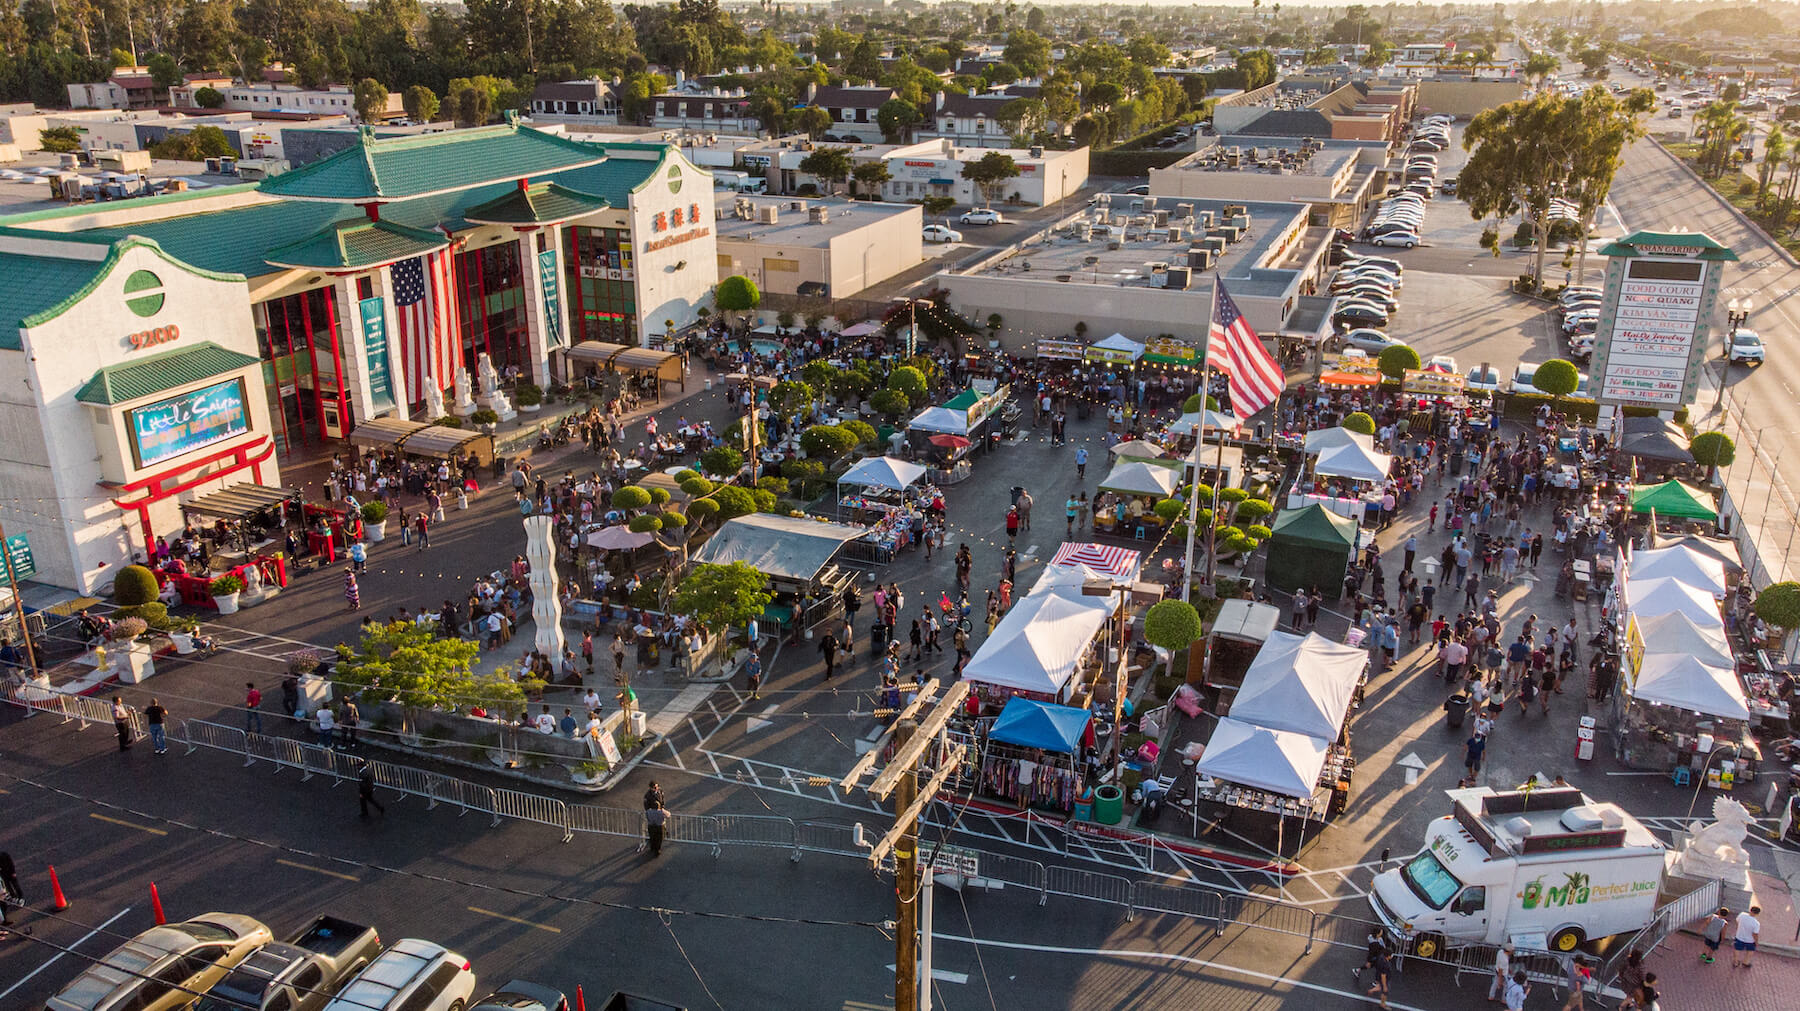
xmin=1588 ymin=230 xmax=1737 ymax=411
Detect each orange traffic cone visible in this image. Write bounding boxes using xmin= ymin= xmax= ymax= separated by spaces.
xmin=149 ymin=883 xmax=165 ymax=925
xmin=48 ymin=865 xmax=69 ymax=911
xmin=575 ymin=985 xmax=586 ymax=1011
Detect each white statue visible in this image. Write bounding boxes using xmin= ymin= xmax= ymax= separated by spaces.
xmin=522 ymin=514 xmax=565 ymax=660
xmin=478 ymin=352 xmax=501 ymax=395
xmin=452 ymin=366 xmax=477 ymax=416
xmin=424 ymin=381 xmax=447 ymax=421
xmin=1673 ymin=795 xmax=1755 ymax=888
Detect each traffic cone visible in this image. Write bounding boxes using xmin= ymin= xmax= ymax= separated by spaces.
xmin=48 ymin=865 xmax=69 ymax=911
xmin=149 ymin=883 xmax=165 ymax=925
xmin=575 ymin=985 xmax=586 ymax=1011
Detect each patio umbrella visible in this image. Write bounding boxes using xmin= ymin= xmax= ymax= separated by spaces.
xmin=1110 ymin=439 xmax=1166 ymax=459
xmin=928 ymin=433 xmax=971 ymax=449
xmin=587 ymin=526 xmax=655 ymax=550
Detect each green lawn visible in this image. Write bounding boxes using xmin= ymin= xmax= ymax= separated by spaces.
xmin=1659 ymin=141 xmax=1800 ymax=258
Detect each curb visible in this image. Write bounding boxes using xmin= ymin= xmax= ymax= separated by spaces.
xmin=1649 ymin=139 xmax=1800 ymax=270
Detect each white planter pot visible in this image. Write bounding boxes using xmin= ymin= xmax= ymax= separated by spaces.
xmin=212 ymin=592 xmax=240 ymax=615
xmin=170 ymin=632 xmax=195 ymax=654
xmin=116 ymin=640 xmax=157 ymax=683
xmin=521 ymin=403 xmax=541 ymax=413
xmin=481 ymin=423 xmax=498 ymax=436
xmin=366 ymin=519 xmax=387 ymax=542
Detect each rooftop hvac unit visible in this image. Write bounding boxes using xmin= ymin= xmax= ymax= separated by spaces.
xmin=1201 ymin=236 xmax=1227 ymax=256
xmin=1143 ymin=196 xmax=1159 ymax=210
xmin=758 ymin=205 xmax=780 ymax=224
xmin=789 ymin=200 xmax=806 ymax=212
xmin=1186 ymin=248 xmax=1213 ymax=270
xmin=714 ymin=205 xmax=728 ymax=220
xmin=1075 ymin=223 xmax=1092 ymax=241
xmin=1199 ymin=211 xmax=1216 ymax=228
xmin=1164 ymin=266 xmax=1191 ymax=290
xmin=1176 ymin=203 xmax=1194 ymax=218
xmin=808 ymin=206 xmax=829 ymax=223
xmin=1153 ymin=209 xmax=1169 ymax=227
xmin=1230 ymin=213 xmax=1250 ymax=230
xmin=1168 ymin=225 xmax=1184 ymax=242
xmin=1223 ymin=203 xmax=1246 ymax=217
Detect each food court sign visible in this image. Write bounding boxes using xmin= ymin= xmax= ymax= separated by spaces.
xmin=1590 ymin=230 xmax=1736 ymax=410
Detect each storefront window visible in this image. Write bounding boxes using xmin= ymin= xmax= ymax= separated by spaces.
xmin=455 ymin=241 xmax=529 ymax=373
xmin=562 ymin=225 xmax=639 ymax=345
xmin=253 ymin=285 xmax=345 ymax=452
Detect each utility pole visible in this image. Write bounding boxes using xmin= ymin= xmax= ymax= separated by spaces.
xmin=841 ymin=679 xmax=970 ymax=1011
xmin=0 ymin=519 xmax=38 ymax=676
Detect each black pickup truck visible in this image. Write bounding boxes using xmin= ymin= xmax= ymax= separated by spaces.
xmin=195 ymin=916 xmax=381 ymax=1011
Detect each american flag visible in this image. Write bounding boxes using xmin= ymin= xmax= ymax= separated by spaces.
xmin=392 ymin=250 xmax=459 ymax=406
xmin=1207 ymin=280 xmax=1284 ymax=418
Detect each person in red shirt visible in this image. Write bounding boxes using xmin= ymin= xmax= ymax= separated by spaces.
xmin=1004 ymin=506 xmax=1021 ymax=541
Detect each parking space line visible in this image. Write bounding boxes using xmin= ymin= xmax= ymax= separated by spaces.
xmin=466 ymin=906 xmax=562 ymax=933
xmin=276 ymin=858 xmax=361 ymax=882
xmin=0 ymin=906 xmax=133 ymax=1002
xmin=89 ymin=812 xmax=167 ymax=836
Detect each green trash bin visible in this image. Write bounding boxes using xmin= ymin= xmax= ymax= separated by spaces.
xmin=878 ymin=424 xmax=895 ymax=443
xmin=1093 ymin=784 xmax=1124 ymax=825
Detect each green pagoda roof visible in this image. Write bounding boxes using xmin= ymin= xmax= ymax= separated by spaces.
xmin=264 ymin=217 xmax=449 ymax=271
xmin=76 ymin=341 xmax=262 ymax=405
xmin=255 ymin=121 xmax=609 ymax=203
xmin=1596 ymin=229 xmax=1738 ymax=262
xmin=463 ymin=181 xmax=611 ymax=226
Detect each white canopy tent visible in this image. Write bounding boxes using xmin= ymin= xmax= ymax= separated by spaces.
xmin=1313 ymin=440 xmax=1394 ymax=483
xmin=1626 ymin=576 xmax=1722 ymax=624
xmin=1629 ymin=544 xmax=1728 ymax=597
xmin=908 ymin=405 xmax=972 ymax=435
xmin=1167 ymin=410 xmax=1241 ymax=437
xmin=1088 ymin=333 xmax=1145 ymax=360
xmin=1304 ymin=427 xmax=1371 ymax=455
xmin=1634 ymin=611 xmax=1734 ymax=670
xmin=960 ymin=586 xmax=1116 ymax=698
xmin=690 ymin=513 xmax=867 ymax=583
xmin=1630 ymin=653 xmax=1750 ymax=721
xmin=1097 ymin=459 xmax=1180 ymax=497
xmin=1229 ymin=631 xmax=1367 ymax=740
xmin=1031 ymin=543 xmax=1143 ymax=594
xmin=837 ymin=456 xmax=927 ymax=492
xmin=1194 ymin=718 xmax=1330 ymax=799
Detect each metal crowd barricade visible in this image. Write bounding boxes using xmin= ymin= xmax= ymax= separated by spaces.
xmin=1046 ymin=866 xmax=1134 ymax=918
xmin=713 ymin=813 xmax=800 ymax=861
xmin=569 ymin=803 xmax=645 ymax=840
xmin=176 ymin=719 xmax=248 ymax=757
xmin=660 ymin=811 xmax=719 ymax=855
xmin=1131 ymin=881 xmax=1226 ymax=932
xmin=1224 ymin=893 xmax=1319 ymax=953
xmin=952 ymin=849 xmax=1048 ymax=905
xmin=300 ymin=744 xmax=338 ymax=782
xmin=794 ymin=821 xmax=866 ymax=859
xmin=492 ymin=787 xmax=573 ymax=842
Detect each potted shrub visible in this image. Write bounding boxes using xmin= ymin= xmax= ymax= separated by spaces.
xmin=108 ymin=616 xmax=148 ymax=643
xmin=209 ymin=573 xmax=245 ymax=615
xmin=360 ymin=500 xmax=389 ymax=541
xmin=571 ymin=758 xmax=610 ymax=785
xmin=515 ymin=382 xmax=544 ymax=413
xmin=168 ymin=617 xmax=200 ymax=654
xmin=471 ymin=407 xmax=500 ymax=434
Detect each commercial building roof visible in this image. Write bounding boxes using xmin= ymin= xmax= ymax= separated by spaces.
xmin=714 ymin=196 xmax=919 ymax=247
xmin=74 ymin=341 xmax=262 ymax=404
xmin=256 ymin=121 xmax=610 ymax=202
xmin=263 ymin=217 xmax=449 ymax=271
xmin=462 ymin=181 xmax=610 ymax=226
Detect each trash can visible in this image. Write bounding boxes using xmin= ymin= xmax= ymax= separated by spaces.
xmin=1073 ymin=790 xmax=1095 ymax=822
xmin=1093 ymin=784 xmax=1124 ymax=825
xmin=870 ymin=620 xmax=889 ymax=655
xmin=1444 ymin=692 xmax=1470 ymax=730
xmin=628 ymin=710 xmax=647 ymax=737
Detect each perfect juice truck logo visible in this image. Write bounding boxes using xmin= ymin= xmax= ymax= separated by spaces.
xmin=1519 ymin=873 xmax=1658 ymax=910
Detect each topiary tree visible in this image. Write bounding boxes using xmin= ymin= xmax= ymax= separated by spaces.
xmin=661 ymin=511 xmax=688 ymax=529
xmin=701 ymin=446 xmax=744 ymax=476
xmin=1754 ymin=582 xmax=1800 ymax=640
xmin=1690 ymin=431 xmax=1737 ymax=470
xmin=1377 ymin=344 xmax=1421 ymax=380
xmin=333 ymin=620 xmax=492 ymax=737
xmin=1341 ymin=412 xmax=1376 ymax=436
xmin=715 ymin=275 xmax=761 ymax=324
xmin=752 ymin=488 xmax=780 ymax=513
xmin=783 ymin=458 xmax=827 ymax=498
xmin=1144 ymin=598 xmax=1205 ymax=682
xmin=887 ymin=365 xmax=928 ymax=401
xmin=680 ymin=476 xmax=715 ymax=497
xmin=757 ymin=475 xmax=789 ymax=496
xmin=834 ymin=367 xmax=875 ymax=400
xmin=1153 ymin=498 xmax=1184 ymax=523
xmin=841 ymin=419 xmax=878 ymax=446
xmin=1531 ymin=358 xmax=1580 ymax=410
xmin=687 ymin=498 xmax=720 ymax=524
xmin=647 ymin=487 xmax=672 ymax=507
xmin=801 ymin=423 xmax=857 ymax=461
xmin=113 ymin=564 xmax=161 ymax=605
xmin=802 ymin=360 xmax=842 ymax=392
xmin=713 ymin=485 xmax=758 ymax=519
xmin=628 ymin=514 xmax=663 ymax=533
xmin=675 ymin=468 xmax=701 ymax=483
xmin=870 ymin=388 xmax=910 ymax=417
xmin=671 ymin=562 xmax=773 ymax=663
xmin=770 ymin=379 xmax=816 ymax=421
xmin=611 ymin=486 xmax=652 ymax=511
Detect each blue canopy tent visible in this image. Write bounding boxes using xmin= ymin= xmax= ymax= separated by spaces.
xmin=981 ymin=698 xmax=1092 ymax=811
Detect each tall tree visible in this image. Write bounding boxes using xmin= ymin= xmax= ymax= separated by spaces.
xmin=353 ymin=77 xmax=390 ymax=121
xmin=797 ymin=145 xmax=852 ymax=195
xmin=961 ymin=150 xmax=1019 ymax=206
xmin=851 ymin=160 xmax=890 ymax=199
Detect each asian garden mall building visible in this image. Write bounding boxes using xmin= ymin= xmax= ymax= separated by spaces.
xmin=0 ymin=121 xmax=718 ymax=593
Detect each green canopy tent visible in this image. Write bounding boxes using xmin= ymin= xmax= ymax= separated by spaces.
xmin=1264 ymin=504 xmax=1358 ymax=594
xmin=1629 ymin=480 xmax=1717 ymax=522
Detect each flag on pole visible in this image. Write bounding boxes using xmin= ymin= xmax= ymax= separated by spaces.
xmin=392 ymin=250 xmax=458 ymax=405
xmin=1207 ymin=279 xmax=1284 ymax=417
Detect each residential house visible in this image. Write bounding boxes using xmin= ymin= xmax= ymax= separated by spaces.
xmin=530 ymin=79 xmax=621 ymax=126
xmin=805 ymin=84 xmax=896 ymax=142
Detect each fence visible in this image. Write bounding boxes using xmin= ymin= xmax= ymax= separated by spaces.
xmin=1597 ymin=879 xmax=1721 ymax=993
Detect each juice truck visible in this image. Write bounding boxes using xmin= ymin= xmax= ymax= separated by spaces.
xmin=1369 ymin=786 xmax=1668 ymax=958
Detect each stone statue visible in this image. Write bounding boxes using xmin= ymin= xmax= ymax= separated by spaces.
xmin=476 ymin=352 xmax=516 ymax=421
xmin=478 ymin=352 xmax=501 ymax=394
xmin=423 ymin=381 xmax=446 ymax=422
xmin=1673 ymin=795 xmax=1755 ymax=888
xmin=452 ymin=366 xmax=477 ymax=416
xmin=522 ymin=514 xmax=564 ymax=659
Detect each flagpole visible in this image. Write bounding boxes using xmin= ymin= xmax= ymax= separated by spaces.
xmin=1181 ymin=282 xmax=1218 ymax=601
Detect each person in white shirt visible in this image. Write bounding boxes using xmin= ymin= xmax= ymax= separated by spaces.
xmin=1731 ymin=904 xmax=1762 ymax=966
xmin=1488 ymin=942 xmax=1512 ymax=1001
xmin=582 ymin=688 xmax=601 ymax=712
xmin=533 ymin=706 xmax=557 ymax=734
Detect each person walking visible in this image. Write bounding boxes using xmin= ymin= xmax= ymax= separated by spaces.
xmin=1290 ymin=589 xmax=1307 ymax=632
xmin=340 ymin=699 xmax=360 ymax=750
xmin=1562 ymin=955 xmax=1593 ymax=1011
xmin=414 ymin=511 xmax=429 ymax=549
xmin=955 ymin=545 xmax=972 ymax=592
xmin=344 ymin=569 xmax=361 ymax=611
xmin=1075 ymin=446 xmax=1089 ymax=479
xmin=1488 ymin=941 xmax=1513 ymax=1002
xmin=0 ymin=851 xmax=23 ymax=931
xmin=244 ymin=682 xmax=263 ymax=735
xmin=581 ymin=631 xmax=595 ymax=676
xmin=1363 ymin=949 xmax=1394 ymax=1009
xmin=744 ymin=652 xmax=762 ymax=701
xmin=348 ymin=539 xmax=367 ymax=574
xmin=144 ymin=698 xmax=168 ymax=755
xmin=1306 ymin=587 xmax=1321 ymax=629
xmin=1463 ymin=732 xmax=1486 ymax=781
xmin=1066 ymin=495 xmax=1079 ymax=537
xmin=358 ymin=763 xmax=385 ymax=818
xmin=818 ymin=629 xmax=840 ymax=681
xmin=644 ymin=801 xmax=669 ymax=856
xmin=1403 ymin=534 xmax=1417 ymax=573
xmin=1731 ymin=904 xmax=1762 ymax=967
xmin=1004 ymin=506 xmax=1020 ymax=542
xmin=1353 ymin=926 xmax=1388 ymax=982
xmin=111 ymin=695 xmax=133 ymax=751
xmin=1017 ymin=490 xmax=1033 ymax=530
xmin=1502 ymin=969 xmax=1530 ymax=1011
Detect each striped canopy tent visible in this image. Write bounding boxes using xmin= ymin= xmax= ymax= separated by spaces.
xmin=1049 ymin=542 xmax=1142 ymax=582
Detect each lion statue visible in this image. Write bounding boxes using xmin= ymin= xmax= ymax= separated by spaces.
xmin=1674 ymin=795 xmax=1754 ymax=886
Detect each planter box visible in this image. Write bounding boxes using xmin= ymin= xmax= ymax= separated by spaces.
xmin=366 ymin=519 xmax=387 ymax=542
xmin=212 ymin=592 xmax=240 ymax=615
xmin=115 ymin=640 xmax=158 ymax=684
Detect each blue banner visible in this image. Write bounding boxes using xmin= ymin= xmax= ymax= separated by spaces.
xmin=359 ymin=296 xmax=396 ymax=412
xmin=538 ymin=249 xmax=564 ymax=349
xmin=129 ymin=378 xmax=248 ymax=468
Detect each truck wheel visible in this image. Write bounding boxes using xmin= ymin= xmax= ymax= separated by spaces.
xmin=1550 ymin=926 xmax=1586 ymax=952
xmin=1412 ymin=933 xmax=1445 ymax=959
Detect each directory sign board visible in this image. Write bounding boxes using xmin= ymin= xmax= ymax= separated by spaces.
xmin=1590 ymin=233 xmax=1731 ymax=411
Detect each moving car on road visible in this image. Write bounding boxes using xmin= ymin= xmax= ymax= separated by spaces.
xmin=1729 ymin=328 xmax=1765 ymax=365
xmin=958 ymin=208 xmax=1004 ymax=226
xmin=922 ymin=224 xmax=963 ymax=243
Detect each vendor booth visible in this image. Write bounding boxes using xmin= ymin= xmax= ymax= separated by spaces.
xmin=690 ymin=513 xmax=865 ymax=634
xmin=1042 ymin=542 xmax=1142 ymax=586
xmin=1264 ymin=505 xmax=1357 ymax=594
xmin=1109 ymin=439 xmax=1166 ymax=460
xmin=348 ymin=416 xmax=429 ymax=452
xmin=1190 ymin=717 xmax=1341 ymax=855
xmin=833 ymin=456 xmax=938 ymax=557
xmin=1631 ymin=480 xmax=1717 ymax=522
xmin=1094 ymin=459 xmax=1182 ymax=539
xmin=1083 ymin=333 xmax=1145 ymax=365
xmin=1226 ymin=630 xmax=1368 ymax=739
xmin=1629 ymin=543 xmax=1728 ymax=596
xmin=961 ymin=584 xmax=1116 ymax=705
xmin=1618 ymin=651 xmax=1756 ymax=779
xmin=1632 ymin=611 xmax=1736 ymax=669
xmin=1627 ymin=576 xmax=1723 ymax=622
xmin=1618 ymin=417 xmax=1693 ymax=466
xmin=976 ymin=697 xmax=1094 ymax=813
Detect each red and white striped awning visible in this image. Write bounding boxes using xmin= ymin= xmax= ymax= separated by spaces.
xmin=1050 ymin=542 xmax=1141 ymax=580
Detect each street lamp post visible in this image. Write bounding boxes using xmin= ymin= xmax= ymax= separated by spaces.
xmin=1685 ymin=744 xmax=1743 ymax=823
xmin=1720 ymin=296 xmax=1753 ymax=414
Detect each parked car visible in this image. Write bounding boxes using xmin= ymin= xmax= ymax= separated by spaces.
xmin=922 ymin=224 xmax=963 ymax=243
xmin=47 ymin=914 xmax=274 ymax=1011
xmin=1368 ymin=230 xmax=1420 ymax=248
xmin=320 ymin=940 xmax=476 ymax=1011
xmin=1440 ymin=176 xmax=1459 ymax=195
xmin=194 ymin=916 xmax=382 ymax=1011
xmin=958 ymin=208 xmax=1003 ymax=225
xmin=1465 ymin=365 xmax=1502 ymax=393
xmin=472 ymin=981 xmax=570 ymax=1011
xmin=1424 ymin=355 xmax=1458 ymax=374
xmin=1343 ymin=254 xmax=1403 ymax=274
xmin=1729 ymin=328 xmax=1765 ymax=365
xmin=1367 ymin=221 xmax=1420 ymax=239
xmin=1339 ymin=328 xmax=1402 ymax=354
xmin=1333 ymin=303 xmax=1391 ymax=328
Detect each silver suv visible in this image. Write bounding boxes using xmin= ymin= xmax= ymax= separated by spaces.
xmin=320 ymin=940 xmax=475 ymax=1011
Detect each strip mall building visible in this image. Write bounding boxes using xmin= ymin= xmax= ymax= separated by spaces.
xmin=0 ymin=122 xmax=718 ymax=593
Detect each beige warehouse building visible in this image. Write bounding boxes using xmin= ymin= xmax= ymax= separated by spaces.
xmin=715 ymin=195 xmax=923 ymax=300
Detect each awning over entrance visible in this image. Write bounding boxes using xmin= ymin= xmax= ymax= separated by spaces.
xmin=347 ymin=417 xmax=430 ymax=450
xmin=566 ymin=340 xmax=632 ymax=363
xmin=565 ymin=341 xmax=685 ymax=390
xmin=75 ymin=342 xmax=262 ymax=405
xmin=179 ymin=482 xmax=301 ymax=521
xmin=403 ymin=425 xmax=494 ymax=463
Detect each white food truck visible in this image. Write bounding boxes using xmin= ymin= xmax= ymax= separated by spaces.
xmin=1370 ymin=786 xmax=1668 ymax=958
